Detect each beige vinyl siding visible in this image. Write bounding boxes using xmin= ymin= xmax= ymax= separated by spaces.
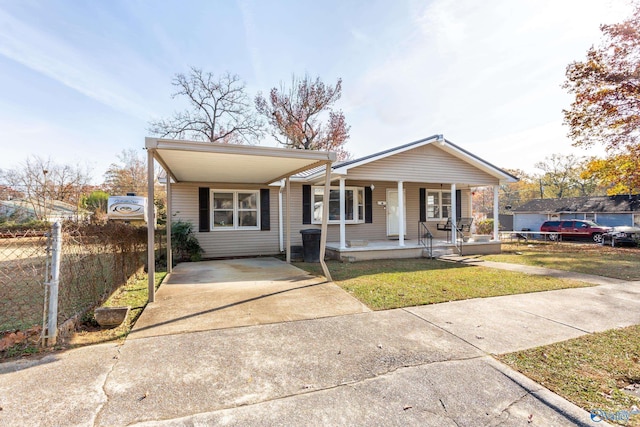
xmin=287 ymin=181 xmax=472 ymax=243
xmin=171 ymin=182 xmax=280 ymax=258
xmin=345 ymin=144 xmax=499 ymax=186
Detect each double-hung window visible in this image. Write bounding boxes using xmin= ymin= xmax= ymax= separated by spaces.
xmin=426 ymin=191 xmax=451 ymax=220
xmin=312 ymin=186 xmax=365 ymax=224
xmin=211 ymin=190 xmax=259 ymax=230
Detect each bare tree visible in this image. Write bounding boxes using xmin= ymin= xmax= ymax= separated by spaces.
xmin=255 ymin=75 xmax=351 ymax=159
xmin=148 ymin=67 xmax=263 ymax=144
xmin=0 ymin=156 xmax=92 ymax=221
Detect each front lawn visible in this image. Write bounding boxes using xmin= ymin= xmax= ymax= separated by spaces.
xmin=483 ymin=242 xmax=640 ymax=281
xmin=498 ymin=326 xmax=640 ymax=426
xmin=296 ymin=259 xmax=590 ymax=310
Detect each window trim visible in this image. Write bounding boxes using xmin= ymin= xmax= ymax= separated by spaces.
xmin=210 ymin=189 xmax=260 ymax=231
xmin=311 ymin=186 xmax=365 ymax=225
xmin=425 ymin=190 xmax=452 ymax=221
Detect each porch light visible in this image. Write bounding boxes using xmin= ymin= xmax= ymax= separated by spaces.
xmin=370 ymin=184 xmax=375 ymax=191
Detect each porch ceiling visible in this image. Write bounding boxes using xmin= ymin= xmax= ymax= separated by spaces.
xmin=145 ymin=138 xmax=336 ymax=184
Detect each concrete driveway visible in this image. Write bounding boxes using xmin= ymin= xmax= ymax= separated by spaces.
xmin=129 ymin=257 xmax=370 ymax=339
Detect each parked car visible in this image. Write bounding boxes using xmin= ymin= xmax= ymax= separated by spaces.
xmin=540 ymin=220 xmax=612 ymax=243
xmin=601 ymin=226 xmax=640 ymax=247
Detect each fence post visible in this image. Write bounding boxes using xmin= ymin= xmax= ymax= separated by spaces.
xmin=46 ymin=221 xmax=62 ymax=346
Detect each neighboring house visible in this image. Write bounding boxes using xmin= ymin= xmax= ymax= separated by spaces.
xmin=151 ymin=135 xmax=517 ymax=262
xmin=513 ymin=195 xmax=640 ymax=231
xmin=0 ymin=199 xmax=91 ymax=223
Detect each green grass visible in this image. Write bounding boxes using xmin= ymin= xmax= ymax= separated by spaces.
xmin=498 ymin=326 xmax=640 ymax=426
xmin=295 ymin=259 xmax=591 ymax=310
xmin=484 ymin=242 xmax=640 ymax=281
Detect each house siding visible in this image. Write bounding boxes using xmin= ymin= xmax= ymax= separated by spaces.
xmin=344 ymin=144 xmax=499 ymax=186
xmin=171 ymin=183 xmax=280 ymax=258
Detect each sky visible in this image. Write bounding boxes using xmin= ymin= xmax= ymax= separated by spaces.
xmin=0 ymin=0 xmax=633 ymax=184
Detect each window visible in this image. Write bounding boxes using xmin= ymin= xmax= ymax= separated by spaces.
xmin=211 ymin=190 xmax=259 ymax=230
xmin=426 ymin=191 xmax=451 ymax=220
xmin=312 ymin=186 xmax=365 ymax=224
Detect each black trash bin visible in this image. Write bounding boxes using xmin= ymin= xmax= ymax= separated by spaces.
xmin=300 ymin=229 xmax=322 ymax=262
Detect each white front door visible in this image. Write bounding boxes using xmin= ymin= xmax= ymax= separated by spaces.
xmin=387 ymin=189 xmax=407 ymax=236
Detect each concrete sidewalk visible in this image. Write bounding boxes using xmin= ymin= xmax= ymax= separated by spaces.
xmin=2 ymin=260 xmax=637 ymax=426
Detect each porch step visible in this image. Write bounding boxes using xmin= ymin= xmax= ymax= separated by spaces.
xmin=438 ymin=254 xmax=485 ymax=264
xmin=424 ymin=248 xmax=454 ymax=259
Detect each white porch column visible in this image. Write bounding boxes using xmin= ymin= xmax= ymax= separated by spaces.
xmin=278 ymin=181 xmax=284 ymax=253
xmin=166 ymin=175 xmax=172 ymax=273
xmin=319 ymin=163 xmax=333 ymax=281
xmin=339 ymin=178 xmax=346 ymax=249
xmin=450 ymin=183 xmax=457 ymax=242
xmin=493 ymin=185 xmax=500 ymax=241
xmin=146 ymin=149 xmax=155 ymax=303
xmin=285 ymin=176 xmax=291 ymax=263
xmin=397 ymin=180 xmax=405 ymax=247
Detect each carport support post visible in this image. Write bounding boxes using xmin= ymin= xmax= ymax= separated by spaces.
xmin=147 ymin=149 xmax=156 ymax=303
xmin=319 ymin=163 xmax=333 ymax=281
xmin=166 ymin=175 xmax=172 ymax=273
xmin=493 ymin=185 xmax=500 ymax=241
xmin=285 ymin=176 xmax=291 ymax=263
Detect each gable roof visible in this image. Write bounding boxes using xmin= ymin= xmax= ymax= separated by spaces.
xmin=513 ymin=195 xmax=640 ymax=214
xmin=300 ymin=135 xmax=518 ymax=183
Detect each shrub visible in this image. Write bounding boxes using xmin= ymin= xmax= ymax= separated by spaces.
xmin=475 ymin=219 xmax=495 ymax=235
xmin=171 ymin=220 xmax=203 ymax=262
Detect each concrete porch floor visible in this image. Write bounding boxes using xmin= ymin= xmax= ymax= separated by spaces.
xmin=129 ymin=257 xmax=370 ymax=339
xmin=325 ymin=239 xmax=502 ymax=261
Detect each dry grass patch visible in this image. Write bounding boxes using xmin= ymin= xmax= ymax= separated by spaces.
xmin=296 ymin=258 xmax=591 ymax=310
xmin=498 ymin=326 xmax=640 ymax=426
xmin=484 ymin=242 xmax=640 ymax=281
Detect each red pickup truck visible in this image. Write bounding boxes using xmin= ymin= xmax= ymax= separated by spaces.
xmin=540 ymin=220 xmax=612 ymax=243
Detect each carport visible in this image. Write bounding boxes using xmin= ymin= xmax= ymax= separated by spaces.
xmin=145 ymin=137 xmax=337 ymax=302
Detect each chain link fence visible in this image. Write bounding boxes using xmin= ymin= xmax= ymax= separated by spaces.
xmin=1 ymin=223 xmax=151 ymax=350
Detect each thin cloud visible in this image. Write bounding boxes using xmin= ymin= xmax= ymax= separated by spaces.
xmin=0 ymin=8 xmax=153 ymax=120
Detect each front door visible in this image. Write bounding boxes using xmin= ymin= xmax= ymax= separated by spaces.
xmin=387 ymin=189 xmax=407 ymax=236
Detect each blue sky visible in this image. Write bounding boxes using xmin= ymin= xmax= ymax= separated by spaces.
xmin=0 ymin=0 xmax=631 ymax=183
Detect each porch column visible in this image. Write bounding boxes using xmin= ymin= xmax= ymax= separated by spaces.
xmin=339 ymin=178 xmax=346 ymax=249
xmin=397 ymin=180 xmax=405 ymax=247
xmin=285 ymin=176 xmax=291 ymax=263
xmin=319 ymin=163 xmax=333 ymax=281
xmin=146 ymin=149 xmax=155 ymax=303
xmin=450 ymin=183 xmax=457 ymax=242
xmin=493 ymin=185 xmax=500 ymax=241
xmin=166 ymin=175 xmax=172 ymax=273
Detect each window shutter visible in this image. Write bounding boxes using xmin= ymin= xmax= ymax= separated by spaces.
xmin=302 ymin=185 xmax=311 ymax=224
xmin=260 ymin=188 xmax=270 ymax=230
xmin=419 ymin=188 xmax=426 ymax=222
xmin=365 ymin=187 xmax=373 ymax=224
xmin=456 ymin=189 xmax=462 ymax=220
xmin=198 ymin=187 xmax=210 ymax=232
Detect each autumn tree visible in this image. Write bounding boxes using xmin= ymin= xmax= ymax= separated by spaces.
xmin=0 ymin=156 xmax=92 ymax=221
xmin=255 ymin=75 xmax=351 ymax=159
xmin=148 ymin=67 xmax=263 ymax=144
xmin=563 ymin=5 xmax=640 ymax=192
xmin=104 ymin=149 xmax=147 ymax=196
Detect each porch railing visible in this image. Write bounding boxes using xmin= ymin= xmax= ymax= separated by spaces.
xmin=418 ymin=222 xmax=433 ymax=258
xmin=453 ymin=222 xmax=470 ymax=255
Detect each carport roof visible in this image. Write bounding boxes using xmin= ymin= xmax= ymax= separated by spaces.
xmin=145 ymin=137 xmax=337 ymax=184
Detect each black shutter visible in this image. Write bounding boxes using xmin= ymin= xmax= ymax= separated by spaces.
xmin=302 ymin=185 xmax=311 ymax=224
xmin=419 ymin=188 xmax=426 ymax=222
xmin=198 ymin=187 xmax=210 ymax=232
xmin=365 ymin=187 xmax=373 ymax=223
xmin=260 ymin=188 xmax=270 ymax=230
xmin=456 ymin=189 xmax=462 ymax=220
